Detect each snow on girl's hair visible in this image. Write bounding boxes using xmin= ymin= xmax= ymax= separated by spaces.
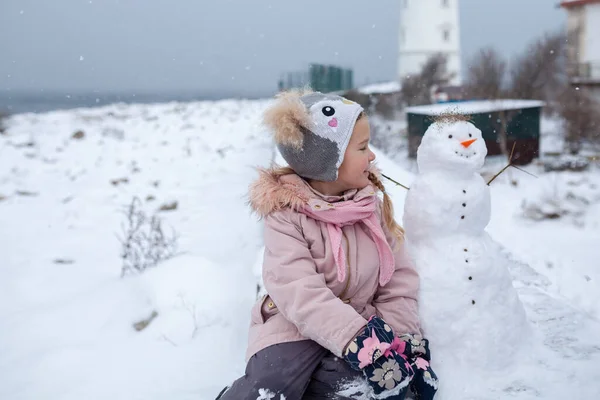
xmin=262 ymin=89 xmax=404 ymax=242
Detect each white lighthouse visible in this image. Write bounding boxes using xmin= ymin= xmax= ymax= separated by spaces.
xmin=398 ymin=0 xmax=462 ymax=85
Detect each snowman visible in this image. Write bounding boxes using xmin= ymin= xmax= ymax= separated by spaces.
xmin=402 ymin=115 xmax=530 ymax=398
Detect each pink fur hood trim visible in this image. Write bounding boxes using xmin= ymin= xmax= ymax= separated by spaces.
xmin=248 ymin=166 xmax=381 ymax=218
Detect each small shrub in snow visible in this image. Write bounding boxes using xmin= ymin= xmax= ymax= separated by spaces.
xmin=53 ymin=258 xmax=75 ymax=265
xmin=542 ymin=155 xmax=590 ymax=172
xmin=521 ymin=177 xmax=600 ymax=222
xmin=119 ymin=197 xmax=179 ymax=277
xmin=521 ymin=196 xmax=568 ymax=221
xmin=16 ymin=190 xmax=38 ymax=197
xmin=0 ymin=112 xmax=7 ymax=135
xmin=133 ymin=310 xmax=158 ymax=332
xmin=71 ymin=130 xmax=85 ymax=140
xmin=158 ymin=201 xmax=178 ymax=212
xmin=110 ymin=177 xmax=129 ymax=186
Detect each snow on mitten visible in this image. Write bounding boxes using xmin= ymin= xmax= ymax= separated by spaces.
xmin=363 ymin=351 xmax=414 ymax=398
xmin=409 ymin=357 xmax=439 ymax=400
xmin=343 ymin=316 xmax=396 ymax=371
xmin=343 ymin=316 xmax=415 ymax=398
xmin=398 ymin=333 xmax=431 ymax=361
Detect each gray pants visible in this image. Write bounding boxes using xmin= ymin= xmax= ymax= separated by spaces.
xmin=216 ymin=340 xmax=366 ymax=400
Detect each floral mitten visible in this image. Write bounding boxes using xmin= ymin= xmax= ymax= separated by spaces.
xmin=343 ymin=316 xmax=395 ymax=370
xmin=397 ymin=333 xmax=431 ymax=361
xmin=364 ymin=350 xmax=414 ymax=398
xmin=343 ymin=316 xmax=414 ymax=397
xmin=409 ymin=357 xmax=439 ymax=400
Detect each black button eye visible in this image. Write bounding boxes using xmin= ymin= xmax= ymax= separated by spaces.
xmin=448 ymin=135 xmax=453 ymax=139
xmin=469 ymin=133 xmax=472 ymax=138
xmin=322 ymin=106 xmax=335 ymax=117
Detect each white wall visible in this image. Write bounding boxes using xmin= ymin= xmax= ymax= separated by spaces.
xmin=398 ymin=0 xmax=462 ymax=85
xmin=566 ymin=6 xmax=585 ymax=64
xmin=585 ymin=4 xmax=600 ymax=63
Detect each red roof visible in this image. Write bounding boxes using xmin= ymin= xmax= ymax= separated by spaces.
xmin=561 ymin=0 xmax=600 ymax=8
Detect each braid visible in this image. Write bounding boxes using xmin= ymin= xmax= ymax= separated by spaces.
xmin=368 ymin=172 xmax=405 ymax=242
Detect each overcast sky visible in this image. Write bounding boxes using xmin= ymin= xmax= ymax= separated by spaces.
xmin=0 ymin=0 xmax=565 ymax=96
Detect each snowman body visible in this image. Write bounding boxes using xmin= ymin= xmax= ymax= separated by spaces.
xmin=403 ymin=119 xmax=529 ymax=396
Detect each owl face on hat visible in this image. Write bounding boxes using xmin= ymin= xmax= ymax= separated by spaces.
xmin=263 ymin=90 xmax=364 ymax=182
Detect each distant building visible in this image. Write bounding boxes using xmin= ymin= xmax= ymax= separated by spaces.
xmin=278 ymin=64 xmax=354 ymax=93
xmin=398 ymin=0 xmax=462 ymax=85
xmin=561 ymin=0 xmax=600 ymax=101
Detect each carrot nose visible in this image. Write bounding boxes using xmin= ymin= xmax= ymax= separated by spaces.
xmin=461 ymin=139 xmax=477 ymax=148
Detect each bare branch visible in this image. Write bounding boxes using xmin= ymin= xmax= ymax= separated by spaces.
xmin=464 ymin=47 xmax=507 ymax=100
xmin=557 ymin=87 xmax=600 ymax=154
xmin=508 ymin=31 xmax=567 ymax=101
xmin=401 ymin=54 xmax=453 ymax=106
xmin=381 ymin=173 xmax=410 ymax=190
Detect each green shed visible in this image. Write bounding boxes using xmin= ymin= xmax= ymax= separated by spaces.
xmin=405 ymin=100 xmax=545 ymax=165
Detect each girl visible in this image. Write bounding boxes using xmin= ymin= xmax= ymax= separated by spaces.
xmin=217 ymin=90 xmax=438 ymax=400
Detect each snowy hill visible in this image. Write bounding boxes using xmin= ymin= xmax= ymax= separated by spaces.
xmin=1 ymin=100 xmax=599 ymax=399
xmin=0 ymin=100 xmax=273 ymax=399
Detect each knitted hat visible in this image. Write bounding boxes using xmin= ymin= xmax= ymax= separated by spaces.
xmin=263 ymin=90 xmax=364 ymax=182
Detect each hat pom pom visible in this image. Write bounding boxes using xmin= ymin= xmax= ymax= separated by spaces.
xmin=263 ymin=89 xmax=313 ymax=150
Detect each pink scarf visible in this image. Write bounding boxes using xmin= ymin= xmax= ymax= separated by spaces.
xmin=299 ymin=195 xmax=395 ymax=286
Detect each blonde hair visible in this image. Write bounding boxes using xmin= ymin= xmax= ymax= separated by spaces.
xmin=368 ymin=171 xmax=405 ymax=242
xmin=358 ymin=111 xmax=404 ymax=242
xmin=268 ymin=165 xmax=296 ymax=177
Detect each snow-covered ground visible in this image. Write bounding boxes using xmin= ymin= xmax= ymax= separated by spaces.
xmin=0 ymin=100 xmax=273 ymax=399
xmin=1 ymin=100 xmax=599 ymax=399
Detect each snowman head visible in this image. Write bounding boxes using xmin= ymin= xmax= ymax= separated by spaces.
xmin=417 ymin=116 xmax=487 ymax=174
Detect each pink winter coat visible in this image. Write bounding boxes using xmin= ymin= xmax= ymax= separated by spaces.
xmin=246 ymin=168 xmax=421 ymax=361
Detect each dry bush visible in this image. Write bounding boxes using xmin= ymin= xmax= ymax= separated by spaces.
xmin=508 ymin=31 xmax=567 ymax=104
xmin=521 ymin=177 xmax=600 ymax=223
xmin=373 ymin=93 xmax=402 ymax=119
xmin=401 ymin=54 xmax=452 ymax=106
xmin=557 ymin=87 xmax=600 ymax=154
xmin=342 ymin=89 xmax=371 ymax=111
xmin=119 ymin=197 xmax=179 ymax=277
xmin=464 ymin=47 xmax=506 ymax=100
xmin=464 ymin=32 xmax=566 ymax=103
